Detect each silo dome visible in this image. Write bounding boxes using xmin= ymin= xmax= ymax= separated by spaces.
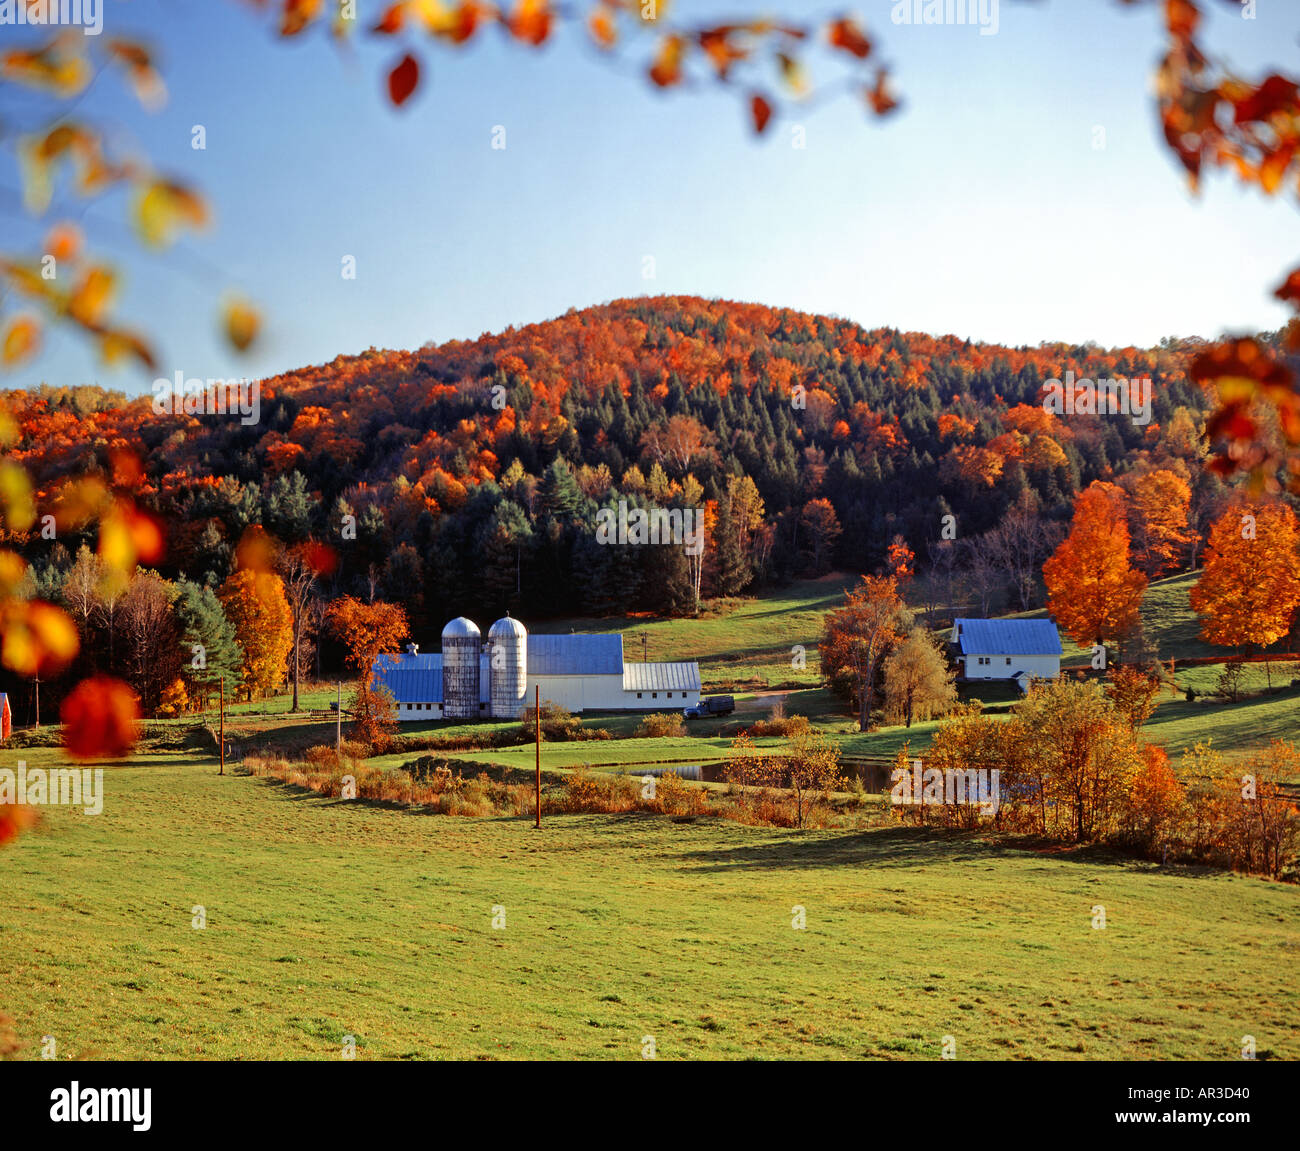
xmin=488 ymin=613 xmax=527 ymax=719
xmin=441 ymin=616 xmax=481 ymax=719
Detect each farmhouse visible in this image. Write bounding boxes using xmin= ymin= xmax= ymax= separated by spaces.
xmin=949 ymin=618 xmax=1062 ymax=691
xmin=372 ymin=614 xmax=702 ymax=720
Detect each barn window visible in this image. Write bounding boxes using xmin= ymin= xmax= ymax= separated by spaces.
xmin=1005 ymin=658 xmax=1011 ymax=665
xmin=652 ymin=692 xmax=658 ymax=698
xmin=637 ymin=692 xmax=642 ymax=699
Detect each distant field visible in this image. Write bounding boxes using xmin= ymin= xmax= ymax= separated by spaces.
xmin=2 ymin=753 xmax=1295 ymax=1060
xmin=548 ymin=574 xmax=855 ymax=689
xmin=57 ymin=566 xmax=1295 ymax=783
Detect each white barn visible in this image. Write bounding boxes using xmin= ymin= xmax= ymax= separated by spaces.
xmin=950 ymin=618 xmax=1062 ymax=691
xmin=373 ymin=614 xmax=702 ymax=720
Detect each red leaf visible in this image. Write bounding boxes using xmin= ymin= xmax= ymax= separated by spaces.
xmin=61 ymin=676 xmax=140 ymax=761
xmin=387 ymin=53 xmax=420 ymax=107
xmin=1232 ymin=74 xmax=1299 ymax=125
xmin=867 ymin=68 xmax=899 ymax=117
xmin=828 ymin=18 xmax=871 ymax=60
xmin=750 ymin=93 xmax=773 ymax=135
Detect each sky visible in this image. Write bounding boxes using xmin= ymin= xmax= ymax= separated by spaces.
xmin=7 ymin=0 xmax=1300 ymax=396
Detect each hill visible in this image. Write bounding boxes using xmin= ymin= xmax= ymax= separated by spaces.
xmin=2 ymin=296 xmax=1216 ymax=635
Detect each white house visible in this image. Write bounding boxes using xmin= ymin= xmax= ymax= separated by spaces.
xmin=949 ymin=618 xmax=1062 ymax=691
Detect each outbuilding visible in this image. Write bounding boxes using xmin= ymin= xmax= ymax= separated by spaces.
xmin=949 ymin=618 xmax=1062 ymax=690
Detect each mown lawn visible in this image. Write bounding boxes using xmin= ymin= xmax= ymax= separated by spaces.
xmin=1 ymin=752 xmax=1296 ymax=1061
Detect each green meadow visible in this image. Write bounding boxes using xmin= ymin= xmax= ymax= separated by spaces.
xmin=4 ymin=569 xmax=1298 ymax=1062
xmin=2 ymin=752 xmax=1296 ymax=1061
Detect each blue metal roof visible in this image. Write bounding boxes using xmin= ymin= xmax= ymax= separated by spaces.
xmin=526 ymin=633 xmax=624 ymax=676
xmin=953 ymin=618 xmax=1062 ymax=656
xmin=372 ymin=653 xmax=443 ymax=703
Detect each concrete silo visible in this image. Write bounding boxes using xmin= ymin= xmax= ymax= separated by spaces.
xmin=487 ymin=613 xmax=527 ymax=719
xmin=441 ymin=616 xmax=482 ymax=719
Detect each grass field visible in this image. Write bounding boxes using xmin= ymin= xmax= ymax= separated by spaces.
xmin=2 ymin=751 xmax=1296 ymax=1061
xmin=547 ymin=573 xmax=855 ymax=688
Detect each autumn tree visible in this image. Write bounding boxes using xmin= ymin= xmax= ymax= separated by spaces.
xmin=118 ymin=571 xmax=181 ymax=715
xmin=1011 ymin=679 xmax=1144 ymax=843
xmin=218 ymin=569 xmax=294 ymax=700
xmin=322 ymin=596 xmax=409 ymax=747
xmin=883 ymin=626 xmax=957 ymax=728
xmin=639 ymin=414 xmax=717 ymax=475
xmin=885 ymin=534 xmax=915 ymax=587
xmin=324 ymin=596 xmax=410 ymax=683
xmin=798 ymin=498 xmax=842 ymax=576
xmin=778 ymin=725 xmax=846 ymax=830
xmin=1043 ymin=482 xmax=1148 ymax=650
xmin=1189 ymin=503 xmax=1300 ymax=669
xmin=821 ymin=575 xmax=908 ymax=731
xmin=277 ymin=541 xmax=330 ymax=712
xmin=1105 ymin=664 xmax=1162 ymax=731
xmin=1120 ymin=468 xmax=1196 ymax=577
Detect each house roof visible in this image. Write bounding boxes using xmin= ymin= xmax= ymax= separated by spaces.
xmin=527 ymin=633 xmax=624 ymax=676
xmin=622 ymin=661 xmax=701 ymax=692
xmin=953 ymin=618 xmax=1062 ymax=656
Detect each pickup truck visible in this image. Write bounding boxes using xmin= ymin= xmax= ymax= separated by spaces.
xmin=683 ymin=695 xmax=735 ymax=720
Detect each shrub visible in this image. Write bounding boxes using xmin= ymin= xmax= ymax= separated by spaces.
xmin=636 ymin=712 xmax=686 ymax=737
xmin=518 ymin=700 xmax=585 ymax=742
xmin=562 ymin=767 xmax=639 ymax=813
xmin=749 ymin=713 xmax=811 ymax=738
xmin=652 ymin=771 xmax=711 ymax=817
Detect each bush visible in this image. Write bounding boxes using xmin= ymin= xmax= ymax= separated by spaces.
xmin=635 ymin=712 xmax=686 ymax=737
xmin=652 ymin=771 xmax=711 ymax=817
xmin=749 ymin=713 xmax=811 ymax=738
xmin=518 ymin=700 xmax=586 ymax=742
xmin=562 ymin=767 xmax=639 ymax=813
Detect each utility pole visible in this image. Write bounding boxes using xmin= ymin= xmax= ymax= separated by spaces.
xmin=219 ymin=675 xmax=225 ymax=776
xmin=534 ymin=684 xmax=541 ymax=830
xmin=33 ymin=675 xmax=40 ymax=729
xmin=336 ymin=681 xmax=342 ymax=752
xmin=641 ymin=633 xmax=647 ymax=663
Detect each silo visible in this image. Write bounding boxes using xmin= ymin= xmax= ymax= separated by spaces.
xmin=488 ymin=613 xmax=528 ymax=719
xmin=441 ymin=616 xmax=482 ymax=719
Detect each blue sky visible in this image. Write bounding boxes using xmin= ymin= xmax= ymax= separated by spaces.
xmin=8 ymin=0 xmax=1300 ymax=395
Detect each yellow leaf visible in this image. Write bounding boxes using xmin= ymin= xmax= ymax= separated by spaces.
xmin=222 ymin=296 xmax=262 ymax=353
xmin=1 ymin=316 xmax=40 ymax=367
xmin=68 ymin=266 xmax=117 ymax=327
xmin=0 ymin=462 xmax=36 ymax=532
xmin=133 ymin=180 xmax=209 ymax=248
xmin=0 ymin=550 xmax=27 ymax=597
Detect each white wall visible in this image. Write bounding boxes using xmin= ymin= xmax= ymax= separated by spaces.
xmin=960 ymin=654 xmax=1060 ymax=681
xmin=394 ymin=677 xmax=703 ymax=719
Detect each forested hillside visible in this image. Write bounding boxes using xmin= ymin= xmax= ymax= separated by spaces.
xmin=3 ymin=295 xmax=1225 ymax=633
